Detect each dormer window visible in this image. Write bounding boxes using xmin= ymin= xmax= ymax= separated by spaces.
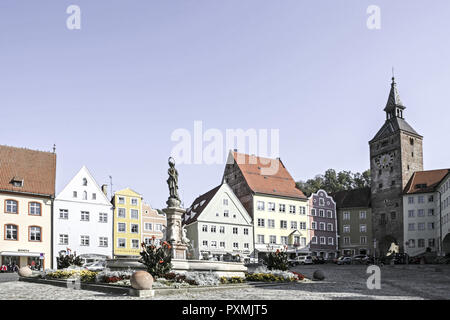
xmin=82 ymin=178 xmax=88 ymax=186
xmin=10 ymin=177 xmax=23 ymax=188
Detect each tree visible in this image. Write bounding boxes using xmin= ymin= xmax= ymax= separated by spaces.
xmin=296 ymin=169 xmax=371 ymax=196
xmin=56 ymin=252 xmax=83 ymax=269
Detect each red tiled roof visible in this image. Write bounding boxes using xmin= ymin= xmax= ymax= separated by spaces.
xmin=232 ymin=151 xmax=307 ymax=200
xmin=403 ymin=169 xmax=450 ymax=194
xmin=0 ymin=145 xmax=56 ymax=196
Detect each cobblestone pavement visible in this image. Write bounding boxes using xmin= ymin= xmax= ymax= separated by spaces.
xmin=0 ymin=265 xmax=449 ymax=300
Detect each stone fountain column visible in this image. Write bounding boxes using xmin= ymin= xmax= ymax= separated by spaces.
xmin=163 ymin=197 xmax=188 ymax=260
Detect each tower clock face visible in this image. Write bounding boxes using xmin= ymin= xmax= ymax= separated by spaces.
xmin=375 ymin=152 xmax=394 ymax=169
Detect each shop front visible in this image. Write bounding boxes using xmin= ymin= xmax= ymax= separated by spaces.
xmin=0 ymin=251 xmax=44 ymax=270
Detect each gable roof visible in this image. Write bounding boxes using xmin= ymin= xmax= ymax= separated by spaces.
xmin=228 ymin=151 xmax=307 ymax=200
xmin=0 ymin=145 xmax=56 ymax=197
xmin=403 ymin=169 xmax=450 ymax=195
xmin=114 ymin=187 xmax=142 ymax=197
xmin=331 ymin=187 xmax=371 ymax=209
xmin=55 ymin=165 xmax=111 ymax=205
xmin=183 ymin=184 xmax=221 ymax=225
xmin=371 ymin=117 xmax=421 ymax=142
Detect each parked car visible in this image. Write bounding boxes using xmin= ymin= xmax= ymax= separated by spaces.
xmin=289 ymin=255 xmax=313 ymax=266
xmin=352 ymin=254 xmax=369 ymax=264
xmin=312 ymin=256 xmax=325 ymax=264
xmin=336 ymin=256 xmax=352 ymax=265
xmin=85 ymin=261 xmax=106 ymax=271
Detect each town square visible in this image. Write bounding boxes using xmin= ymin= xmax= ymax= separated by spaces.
xmin=1 ymin=0 xmax=450 ymax=310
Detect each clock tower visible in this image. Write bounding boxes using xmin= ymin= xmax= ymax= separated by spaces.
xmin=369 ymin=77 xmax=423 ymax=256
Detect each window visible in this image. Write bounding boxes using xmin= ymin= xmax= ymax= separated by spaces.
xmin=82 ymin=191 xmax=87 ymax=200
xmin=224 ymin=210 xmax=229 ymax=217
xmin=408 ymin=210 xmax=415 ymax=218
xmin=299 ymin=207 xmax=306 ymax=215
xmin=202 ymin=225 xmax=208 ymax=232
xmin=220 ymin=226 xmax=225 ymax=234
xmin=408 ymin=239 xmax=415 ymax=248
xmin=428 ymin=195 xmax=434 ymax=203
xmin=268 ymin=202 xmax=275 ymax=212
xmin=99 ymin=237 xmax=108 ymax=247
xmin=343 ymin=211 xmax=350 ymax=220
xmin=327 ymin=223 xmax=333 ymax=231
xmin=319 ymin=198 xmax=325 ymax=206
xmin=408 ymin=223 xmax=415 ymax=231
xmin=408 ymin=196 xmax=414 ymax=204
xmin=320 ymin=237 xmax=326 ymax=244
xmin=343 ymin=225 xmax=350 ymax=233
xmin=257 ymin=219 xmax=265 ymax=227
xmin=81 ymin=211 xmax=90 ymax=221
xmin=268 ymin=219 xmax=275 ymax=228
xmin=118 ymin=238 xmax=126 ymax=248
xmin=327 ymin=210 xmax=333 ymax=218
xmin=319 ymin=209 xmax=325 ymax=217
xmin=131 ymin=198 xmax=138 ymax=206
xmin=299 ymin=222 xmax=306 ymax=230
xmin=312 ymin=236 xmax=318 ymax=244
xmin=428 ymin=209 xmax=435 ymax=216
xmin=131 ymin=224 xmax=139 ymax=233
xmin=118 ymin=223 xmax=126 ymax=233
xmin=243 ymin=228 xmax=249 ymax=235
xmin=257 ymin=201 xmax=265 ymax=211
xmin=418 ymin=209 xmax=425 ymax=217
xmin=29 ymin=202 xmax=41 ymax=215
xmin=418 ymin=223 xmax=425 ymax=231
xmin=144 ymin=223 xmax=152 ymax=231
xmin=360 ymin=225 xmax=367 ymax=233
xmin=294 ymin=236 xmax=300 ymax=245
xmin=289 ymin=205 xmax=296 ymax=214
xmin=233 ymin=242 xmax=239 ymax=249
xmin=99 ymin=212 xmax=108 ymax=223
xmin=380 ymin=213 xmax=387 ymax=225
xmin=301 ymin=237 xmax=307 ymax=246
xmin=80 ymin=236 xmax=90 ymax=246
xmin=281 ymin=236 xmax=288 ymax=245
xmin=59 ymin=209 xmax=69 ymax=219
xmin=319 ymin=222 xmax=325 ymax=231
xmin=291 ymin=221 xmax=297 ymax=229
xmin=359 ymin=211 xmax=366 ymax=219
xmin=73 ymin=191 xmax=77 ymax=198
xmin=257 ymin=235 xmax=265 ymax=244
xmin=418 ymin=239 xmax=425 ymax=248
xmin=343 ymin=237 xmax=350 ymax=245
xmin=5 ymin=200 xmax=18 ymax=214
xmin=428 ymin=222 xmax=435 ymax=230
xmin=223 ymin=199 xmax=228 ymax=206
xmin=220 ymin=242 xmax=225 ymax=248
xmin=59 ymin=234 xmax=69 ymax=245
xmin=210 ymin=241 xmax=217 ymax=248
xmin=360 ymin=236 xmax=367 ymax=244
xmin=279 ymin=204 xmax=286 ymax=212
xmin=202 ymin=240 xmax=208 ymax=247
xmin=311 ymin=221 xmax=317 ymax=230
xmin=118 ymin=208 xmax=126 ymax=218
xmin=311 ymin=208 xmax=316 ymax=216
xmin=210 ymin=226 xmax=216 ymax=233
xmin=29 ymin=226 xmax=41 ymax=241
xmin=269 ymin=235 xmax=276 ymax=244
xmin=428 ymin=239 xmax=435 ymax=247
xmin=131 ymin=239 xmax=139 ymax=249
xmin=233 ymin=227 xmax=238 ymax=234
xmin=118 ymin=197 xmax=125 ymax=204
xmin=328 ymin=237 xmax=334 ymax=245
xmin=244 ymin=243 xmax=249 ymax=249
xmin=130 ymin=209 xmax=139 ymax=219
xmin=418 ymin=196 xmax=425 ymax=204
xmin=280 ymin=220 xmax=287 ymax=229
xmin=82 ymin=178 xmax=88 ymax=186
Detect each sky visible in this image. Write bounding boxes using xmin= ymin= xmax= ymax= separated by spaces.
xmin=1 ymin=0 xmax=450 ymax=209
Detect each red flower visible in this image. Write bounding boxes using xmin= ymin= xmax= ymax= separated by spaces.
xmin=159 ymin=260 xmax=164 ymax=264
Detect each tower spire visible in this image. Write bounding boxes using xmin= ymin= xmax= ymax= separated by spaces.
xmin=384 ymin=75 xmax=405 ymax=120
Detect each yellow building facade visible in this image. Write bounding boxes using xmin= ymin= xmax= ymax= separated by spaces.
xmin=112 ymin=188 xmax=143 ymax=257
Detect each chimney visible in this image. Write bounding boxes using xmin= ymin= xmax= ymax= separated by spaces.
xmin=101 ymin=184 xmax=108 ymax=196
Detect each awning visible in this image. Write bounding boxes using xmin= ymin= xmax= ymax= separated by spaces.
xmin=0 ymin=251 xmax=42 ymax=257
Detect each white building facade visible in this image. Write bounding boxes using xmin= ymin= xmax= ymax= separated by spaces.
xmin=183 ymin=183 xmax=254 ymax=263
xmin=53 ymin=166 xmax=113 ymax=266
xmin=437 ymin=173 xmax=450 ymax=255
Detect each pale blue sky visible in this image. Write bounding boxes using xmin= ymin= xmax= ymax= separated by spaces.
xmin=1 ymin=1 xmax=449 ymax=208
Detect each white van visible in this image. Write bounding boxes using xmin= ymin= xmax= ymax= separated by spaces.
xmin=289 ymin=255 xmax=313 ymax=266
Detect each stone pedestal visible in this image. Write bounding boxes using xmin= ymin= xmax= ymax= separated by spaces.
xmin=129 ymin=289 xmax=155 ymax=297
xmin=163 ymin=202 xmax=188 ymax=260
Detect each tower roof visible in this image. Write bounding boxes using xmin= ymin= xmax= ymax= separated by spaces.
xmin=384 ymin=77 xmax=405 ymax=112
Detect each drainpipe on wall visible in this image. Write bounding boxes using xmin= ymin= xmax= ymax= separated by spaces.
xmin=50 ymin=195 xmax=54 ymax=270
xmin=437 ymin=191 xmax=443 ymax=256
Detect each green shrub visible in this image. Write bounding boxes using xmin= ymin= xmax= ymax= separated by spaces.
xmin=264 ymin=250 xmax=289 ymax=271
xmin=56 ymin=252 xmax=83 ymax=269
xmin=139 ymin=237 xmax=172 ymax=278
